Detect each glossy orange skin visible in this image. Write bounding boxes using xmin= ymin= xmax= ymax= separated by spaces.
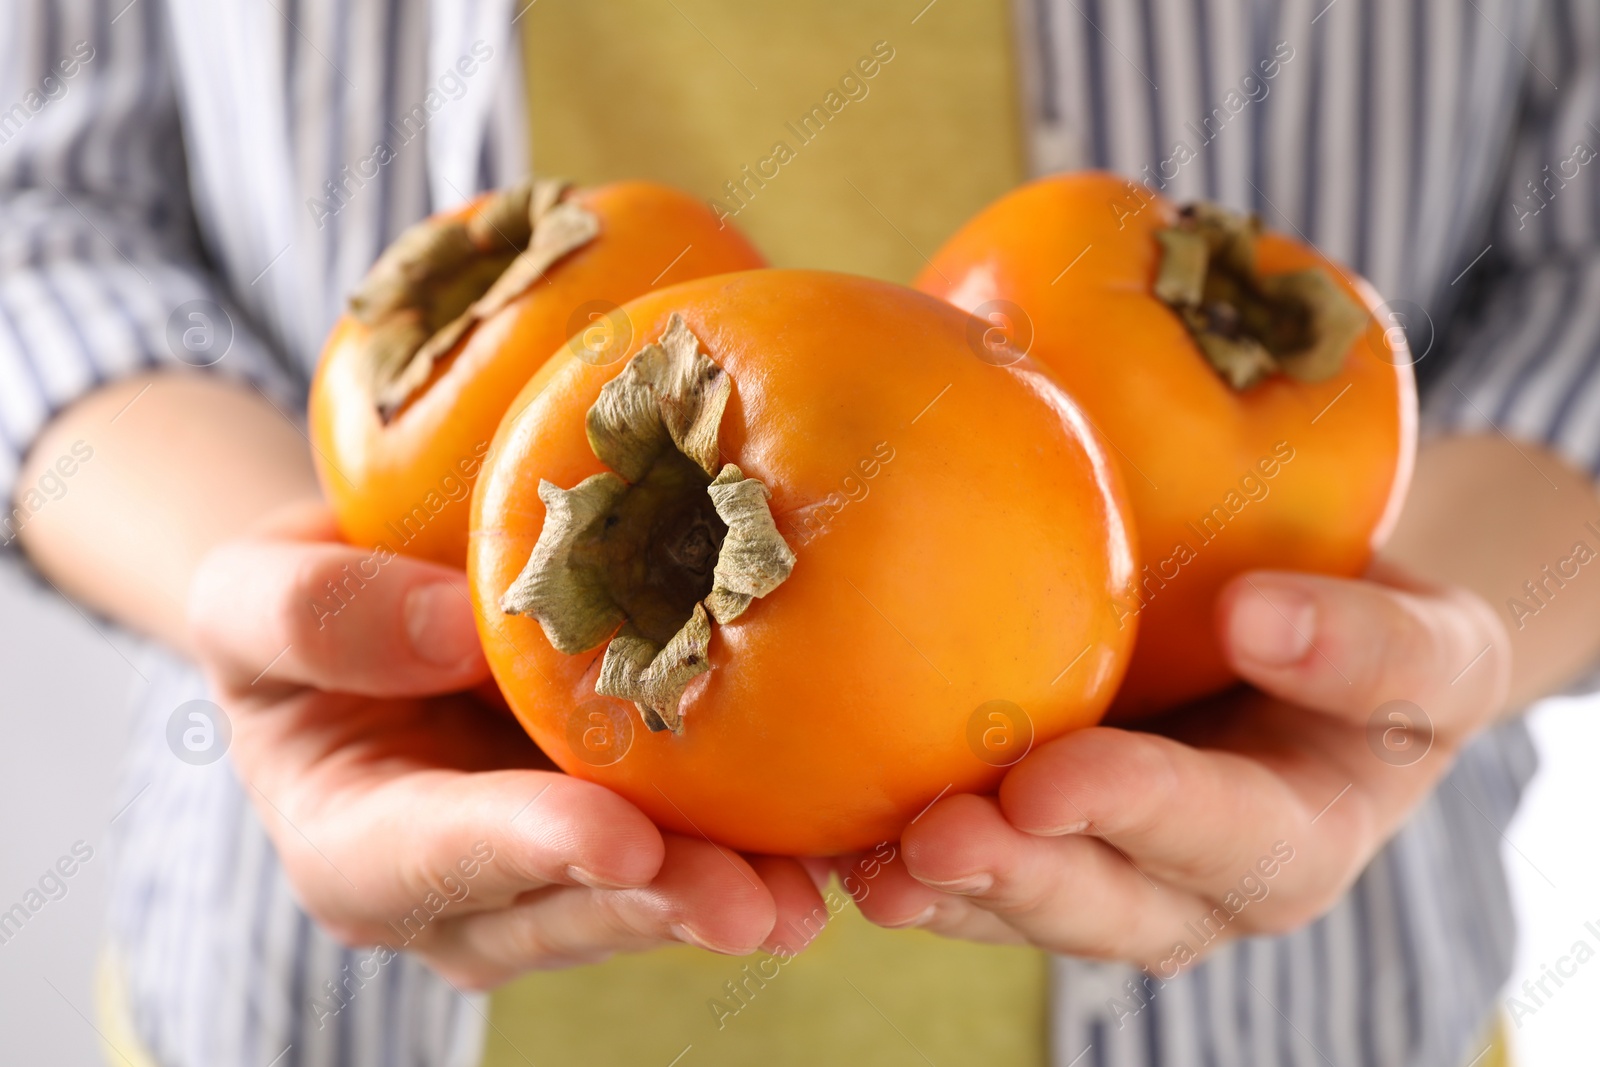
xmin=469 ymin=270 xmax=1140 ymax=856
xmin=310 ymin=181 xmax=766 ymax=567
xmin=915 ymin=172 xmax=1416 ymax=718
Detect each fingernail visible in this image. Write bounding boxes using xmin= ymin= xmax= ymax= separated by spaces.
xmin=1230 ymin=583 xmax=1314 ymax=665
xmin=671 ymin=923 xmax=737 ymax=954
xmin=1034 ymin=819 xmax=1089 ymax=836
xmin=920 ymin=873 xmax=993 ymax=896
xmin=405 ymin=583 xmax=483 ymax=668
xmin=566 ymin=865 xmax=629 ymax=890
xmin=882 ymin=904 xmax=938 ymax=928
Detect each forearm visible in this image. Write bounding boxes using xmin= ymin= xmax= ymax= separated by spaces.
xmin=14 ymin=372 xmax=320 ymax=653
xmin=1380 ymin=433 xmax=1600 ymax=712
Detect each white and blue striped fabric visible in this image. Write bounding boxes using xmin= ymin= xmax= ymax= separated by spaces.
xmin=2 ymin=1 xmax=1597 ymax=1064
xmin=1029 ymin=4 xmax=1598 ymax=1062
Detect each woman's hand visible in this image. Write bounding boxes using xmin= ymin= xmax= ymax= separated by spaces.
xmin=187 ymin=502 xmax=825 ymax=989
xmin=847 ymin=566 xmax=1511 ymax=967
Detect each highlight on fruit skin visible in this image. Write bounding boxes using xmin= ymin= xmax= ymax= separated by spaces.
xmin=468 ymin=269 xmax=1142 ymax=856
xmin=916 ymin=170 xmax=1416 ymax=720
xmin=309 ymin=178 xmax=767 ymax=568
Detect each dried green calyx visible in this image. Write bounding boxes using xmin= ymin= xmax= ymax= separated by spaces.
xmin=348 ymin=178 xmax=600 ymax=421
xmin=499 ymin=314 xmax=796 ymax=733
xmin=1154 ymin=202 xmax=1369 ymax=390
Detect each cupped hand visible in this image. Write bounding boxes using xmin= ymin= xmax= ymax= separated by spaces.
xmin=187 ymin=501 xmax=824 ymax=989
xmin=847 ymin=565 xmax=1511 ymax=967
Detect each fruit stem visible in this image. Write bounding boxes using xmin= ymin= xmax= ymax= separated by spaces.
xmin=1153 ymin=202 xmax=1368 ymax=390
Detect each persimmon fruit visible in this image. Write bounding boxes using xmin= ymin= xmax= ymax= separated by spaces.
xmin=916 ymin=172 xmax=1416 ymax=718
xmin=468 ymin=269 xmax=1139 ymax=855
xmin=310 ymin=179 xmax=766 ymax=567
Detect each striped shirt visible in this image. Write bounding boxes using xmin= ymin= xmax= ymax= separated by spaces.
xmin=2 ymin=0 xmax=1596 ymax=1064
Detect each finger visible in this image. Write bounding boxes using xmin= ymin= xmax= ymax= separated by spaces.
xmin=246 ymin=498 xmax=343 ymax=541
xmin=842 ymin=846 xmax=942 ymax=927
xmin=798 ymin=856 xmax=834 ymax=893
xmin=749 ymin=855 xmax=832 ymax=955
xmin=387 ymin=772 xmax=666 ymax=906
xmin=845 ymin=843 xmax=1026 ymax=945
xmin=996 ymin=726 xmax=1346 ymax=904
xmin=429 ymin=834 xmax=777 ymax=987
xmin=1216 ymin=571 xmax=1510 ymax=737
xmin=259 ymin=769 xmax=667 ymax=942
xmin=189 ymin=538 xmax=489 ymax=697
xmin=902 ymin=793 xmax=1207 ymax=962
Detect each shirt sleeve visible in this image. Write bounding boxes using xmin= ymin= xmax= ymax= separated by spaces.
xmin=0 ymin=0 xmax=300 ymax=519
xmin=1426 ymin=0 xmax=1600 ymax=477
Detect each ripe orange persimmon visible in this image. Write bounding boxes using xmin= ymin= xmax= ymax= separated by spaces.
xmin=469 ymin=270 xmax=1139 ymax=855
xmin=310 ymin=179 xmax=765 ymax=567
xmin=916 ymin=172 xmax=1415 ymax=718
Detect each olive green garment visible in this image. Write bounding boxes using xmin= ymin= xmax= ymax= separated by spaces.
xmin=483 ymin=2 xmax=1041 ymax=1065
xmin=482 ymin=897 xmax=1049 ymax=1067
xmin=519 ymin=0 xmax=1025 ymax=281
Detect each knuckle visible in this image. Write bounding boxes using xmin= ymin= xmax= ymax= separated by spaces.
xmin=999 ymin=860 xmax=1135 ymax=959
xmin=499 ymin=903 xmax=573 ymax=965
xmin=853 ymin=889 xmax=913 ymax=925
xmin=993 ymin=873 xmax=1063 ymax=921
xmin=1364 ymin=586 xmax=1511 ymax=728
xmin=392 ymin=860 xmax=436 ymax=912
xmin=919 ymin=900 xmax=980 ymax=940
xmin=1115 ymin=736 xmax=1184 ymax=831
xmin=419 ymin=950 xmax=505 ymax=992
xmin=1450 ymin=587 xmax=1514 ymax=709
xmin=396 ymin=828 xmax=468 ymax=907
xmin=495 ymin=922 xmax=547 ymax=966
xmin=1367 ymin=595 xmax=1443 ymax=696
xmin=281 ymin=551 xmax=344 ymax=646
xmin=592 ymin=888 xmax=664 ymax=945
xmin=497 ymin=904 xmax=623 ymax=970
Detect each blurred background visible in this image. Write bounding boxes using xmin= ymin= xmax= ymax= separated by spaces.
xmin=2 ymin=550 xmax=1597 ymax=1065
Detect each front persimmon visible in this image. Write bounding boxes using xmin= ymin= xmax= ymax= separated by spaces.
xmin=916 ymin=172 xmax=1416 ymax=718
xmin=310 ymin=179 xmax=766 ymax=567
xmin=469 ymin=270 xmax=1139 ymax=856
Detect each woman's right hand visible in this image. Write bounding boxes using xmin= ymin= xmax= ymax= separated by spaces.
xmin=187 ymin=500 xmax=824 ymax=988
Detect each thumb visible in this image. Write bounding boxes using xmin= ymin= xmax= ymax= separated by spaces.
xmin=189 ymin=536 xmax=489 ymax=697
xmin=1216 ymin=569 xmax=1509 ymax=737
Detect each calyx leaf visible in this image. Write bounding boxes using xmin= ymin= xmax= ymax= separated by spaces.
xmin=586 ymin=313 xmax=731 ymax=482
xmin=595 ymin=606 xmax=712 ymax=732
xmin=501 ymin=315 xmax=794 ymax=735
xmin=349 ymin=178 xmax=600 ymax=421
xmin=704 ymin=464 xmax=796 ymax=623
xmin=1154 ymin=201 xmax=1368 ymax=390
xmin=499 ymin=474 xmax=630 ymax=654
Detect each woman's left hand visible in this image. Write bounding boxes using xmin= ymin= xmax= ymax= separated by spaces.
xmin=846 ymin=566 xmax=1510 ymax=966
